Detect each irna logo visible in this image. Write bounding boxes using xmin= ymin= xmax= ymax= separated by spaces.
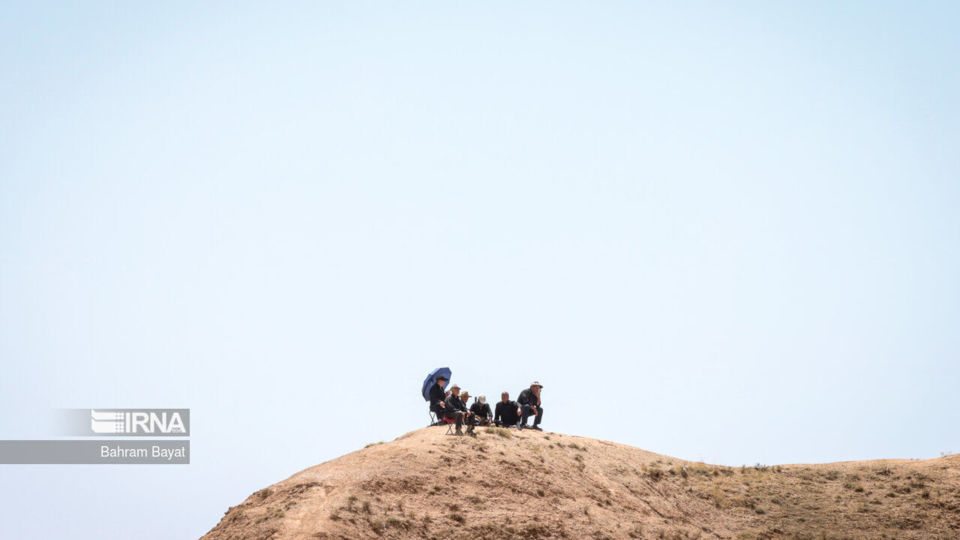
xmin=90 ymin=410 xmax=187 ymax=435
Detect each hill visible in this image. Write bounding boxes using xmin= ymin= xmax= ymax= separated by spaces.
xmin=203 ymin=427 xmax=960 ymax=539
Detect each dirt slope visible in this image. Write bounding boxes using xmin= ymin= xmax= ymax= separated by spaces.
xmin=203 ymin=427 xmax=960 ymax=539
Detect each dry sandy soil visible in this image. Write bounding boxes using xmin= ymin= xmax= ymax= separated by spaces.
xmin=203 ymin=427 xmax=960 ymax=539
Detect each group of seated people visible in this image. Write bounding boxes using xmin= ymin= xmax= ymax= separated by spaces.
xmin=428 ymin=377 xmax=544 ymax=435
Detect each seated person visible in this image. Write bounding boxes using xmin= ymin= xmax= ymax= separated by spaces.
xmin=494 ymin=391 xmax=521 ymax=428
xmin=428 ymin=375 xmax=449 ymax=422
xmin=458 ymin=390 xmax=478 ymax=428
xmin=517 ymin=381 xmax=544 ymax=431
xmin=470 ymin=395 xmax=493 ymax=426
xmin=443 ymin=385 xmax=475 ymax=435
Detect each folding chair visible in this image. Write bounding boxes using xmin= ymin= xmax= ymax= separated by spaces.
xmin=429 ymin=411 xmax=457 ymax=433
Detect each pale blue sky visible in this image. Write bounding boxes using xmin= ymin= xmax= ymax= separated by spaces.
xmin=1 ymin=2 xmax=959 ymax=538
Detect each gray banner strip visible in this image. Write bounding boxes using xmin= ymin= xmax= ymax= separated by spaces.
xmin=0 ymin=441 xmax=190 ymax=464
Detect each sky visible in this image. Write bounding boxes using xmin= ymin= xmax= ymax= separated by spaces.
xmin=1 ymin=1 xmax=959 ymax=538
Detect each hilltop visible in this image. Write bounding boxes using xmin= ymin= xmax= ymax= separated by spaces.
xmin=203 ymin=427 xmax=960 ymax=539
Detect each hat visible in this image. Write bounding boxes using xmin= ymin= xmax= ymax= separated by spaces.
xmin=531 ymin=381 xmax=543 ymax=388
xmin=450 ymin=384 xmax=460 ymax=390
xmin=460 ymin=390 xmax=470 ymax=399
xmin=478 ymin=395 xmax=486 ymax=404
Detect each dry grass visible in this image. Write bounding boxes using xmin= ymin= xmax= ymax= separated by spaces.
xmin=483 ymin=427 xmax=513 ymax=439
xmin=204 ymin=428 xmax=960 ymax=539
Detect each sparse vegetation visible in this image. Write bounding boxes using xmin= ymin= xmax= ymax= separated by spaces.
xmin=647 ymin=467 xmax=664 ymax=481
xmin=484 ymin=427 xmax=513 ymax=439
xmin=205 ymin=428 xmax=960 ymax=540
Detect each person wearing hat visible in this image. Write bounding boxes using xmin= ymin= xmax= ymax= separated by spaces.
xmin=470 ymin=395 xmax=493 ymax=426
xmin=517 ymin=381 xmax=544 ymax=431
xmin=458 ymin=390 xmax=476 ymax=428
xmin=443 ymin=384 xmax=475 ymax=435
xmin=428 ymin=375 xmax=449 ymax=419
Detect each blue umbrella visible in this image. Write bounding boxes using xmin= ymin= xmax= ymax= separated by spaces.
xmin=421 ymin=367 xmax=452 ymax=401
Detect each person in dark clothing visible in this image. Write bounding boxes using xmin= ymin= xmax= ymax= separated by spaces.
xmin=517 ymin=381 xmax=543 ymax=430
xmin=470 ymin=395 xmax=493 ymax=426
xmin=444 ymin=385 xmax=474 ymax=435
xmin=428 ymin=376 xmax=449 ymax=418
xmin=494 ymin=392 xmax=521 ymax=428
xmin=459 ymin=391 xmax=483 ymax=429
